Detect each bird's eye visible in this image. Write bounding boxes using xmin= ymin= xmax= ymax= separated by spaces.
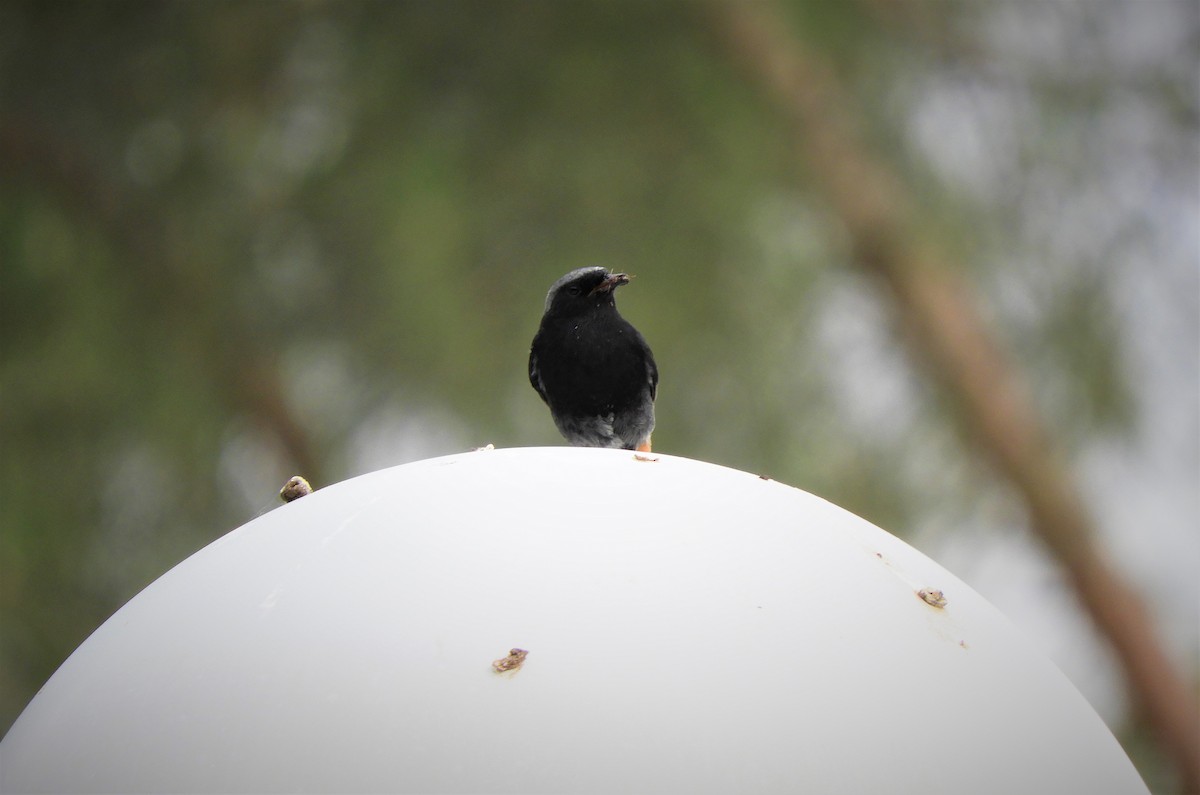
xmin=566 ymin=286 xmax=582 ymax=297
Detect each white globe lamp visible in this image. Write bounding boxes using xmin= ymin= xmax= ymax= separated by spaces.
xmin=0 ymin=448 xmax=1148 ymax=793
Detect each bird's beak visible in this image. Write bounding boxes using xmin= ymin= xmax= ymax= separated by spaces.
xmin=589 ymin=272 xmax=631 ymax=296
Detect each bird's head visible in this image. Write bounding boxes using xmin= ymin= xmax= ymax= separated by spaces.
xmin=543 ymin=267 xmax=631 ymax=316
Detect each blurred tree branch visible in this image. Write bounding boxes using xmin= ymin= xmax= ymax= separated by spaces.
xmin=709 ymin=2 xmax=1200 ymax=791
xmin=0 ymin=120 xmax=322 ymax=485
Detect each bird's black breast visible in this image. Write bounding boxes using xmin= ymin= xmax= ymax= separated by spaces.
xmin=530 ymin=311 xmax=654 ymax=417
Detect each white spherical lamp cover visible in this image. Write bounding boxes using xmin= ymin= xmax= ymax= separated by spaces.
xmin=1 ymin=448 xmax=1147 ymax=793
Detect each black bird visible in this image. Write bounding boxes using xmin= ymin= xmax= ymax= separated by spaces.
xmin=529 ymin=267 xmax=658 ymax=451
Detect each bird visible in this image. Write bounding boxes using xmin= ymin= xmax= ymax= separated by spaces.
xmin=529 ymin=267 xmax=658 ymax=452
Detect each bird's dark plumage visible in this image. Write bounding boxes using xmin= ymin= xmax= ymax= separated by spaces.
xmin=529 ymin=267 xmax=658 ymax=451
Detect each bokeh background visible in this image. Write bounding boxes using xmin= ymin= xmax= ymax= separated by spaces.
xmin=2 ymin=0 xmax=1197 ymax=790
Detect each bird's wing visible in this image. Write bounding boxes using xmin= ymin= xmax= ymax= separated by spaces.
xmin=528 ymin=346 xmax=550 ymax=405
xmin=646 ymin=351 xmax=659 ymax=402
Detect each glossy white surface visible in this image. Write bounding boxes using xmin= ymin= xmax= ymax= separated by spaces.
xmin=0 ymin=448 xmax=1147 ymax=793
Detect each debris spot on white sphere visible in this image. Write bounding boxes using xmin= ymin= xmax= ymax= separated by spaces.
xmin=279 ymin=476 xmax=313 ymax=503
xmin=918 ymin=588 xmax=948 ymax=609
xmin=492 ymin=648 xmax=529 ymax=674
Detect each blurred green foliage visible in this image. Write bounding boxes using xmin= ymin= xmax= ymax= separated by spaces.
xmin=1 ymin=2 xmax=1195 ymax=787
